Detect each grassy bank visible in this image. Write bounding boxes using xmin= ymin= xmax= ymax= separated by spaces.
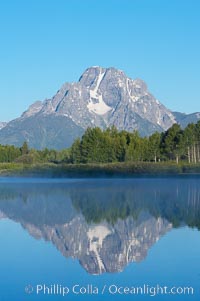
xmin=1 ymin=162 xmax=200 ymax=178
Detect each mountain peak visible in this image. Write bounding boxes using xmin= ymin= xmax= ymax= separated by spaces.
xmin=78 ymin=66 xmax=106 ymax=85
xmin=79 ymin=66 xmax=126 ymax=82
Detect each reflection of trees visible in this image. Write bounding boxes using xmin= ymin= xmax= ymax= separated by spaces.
xmin=0 ymin=183 xmax=74 ymax=226
xmin=69 ymin=179 xmax=200 ymax=230
xmin=71 ymin=188 xmax=141 ymax=224
xmin=0 ymin=179 xmax=200 ymax=230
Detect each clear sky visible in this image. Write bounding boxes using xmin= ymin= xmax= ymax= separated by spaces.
xmin=0 ymin=0 xmax=200 ymax=121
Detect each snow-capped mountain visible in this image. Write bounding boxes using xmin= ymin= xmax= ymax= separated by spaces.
xmin=0 ymin=66 xmax=199 ymax=149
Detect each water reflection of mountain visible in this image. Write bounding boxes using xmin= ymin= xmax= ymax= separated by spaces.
xmin=0 ymin=179 xmax=200 ymax=274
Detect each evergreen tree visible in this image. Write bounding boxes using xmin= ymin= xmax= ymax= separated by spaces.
xmin=70 ymin=138 xmax=81 ymax=163
xmin=125 ymin=131 xmax=143 ymax=161
xmin=21 ymin=141 xmax=29 ymax=155
xmin=161 ymin=124 xmax=184 ymax=163
xmin=148 ymin=132 xmax=161 ymax=162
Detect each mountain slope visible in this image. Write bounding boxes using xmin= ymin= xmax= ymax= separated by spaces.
xmin=0 ymin=66 xmax=199 ymax=149
xmin=0 ymin=122 xmax=7 ymax=130
xmin=0 ymin=114 xmax=83 ymax=149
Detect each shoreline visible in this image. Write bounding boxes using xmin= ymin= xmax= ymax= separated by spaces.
xmin=1 ymin=162 xmax=200 ymax=178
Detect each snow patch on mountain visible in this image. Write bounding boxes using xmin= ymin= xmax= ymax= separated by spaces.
xmin=87 ymin=68 xmax=112 ymax=115
xmin=90 ymin=69 xmax=105 ymax=98
xmin=87 ymin=95 xmax=112 ymax=115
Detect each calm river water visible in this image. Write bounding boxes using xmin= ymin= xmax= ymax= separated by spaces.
xmin=0 ymin=177 xmax=200 ymax=300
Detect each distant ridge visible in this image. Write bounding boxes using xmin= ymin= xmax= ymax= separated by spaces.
xmin=0 ymin=122 xmax=7 ymax=130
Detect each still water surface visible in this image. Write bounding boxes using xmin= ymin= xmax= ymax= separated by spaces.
xmin=0 ymin=177 xmax=200 ymax=300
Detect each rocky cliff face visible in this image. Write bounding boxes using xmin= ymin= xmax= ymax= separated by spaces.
xmin=0 ymin=66 xmax=199 ymax=149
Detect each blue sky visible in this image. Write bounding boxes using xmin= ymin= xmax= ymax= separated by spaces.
xmin=0 ymin=0 xmax=200 ymax=121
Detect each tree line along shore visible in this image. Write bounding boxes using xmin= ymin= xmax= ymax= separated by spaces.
xmin=0 ymin=121 xmax=200 ymax=176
